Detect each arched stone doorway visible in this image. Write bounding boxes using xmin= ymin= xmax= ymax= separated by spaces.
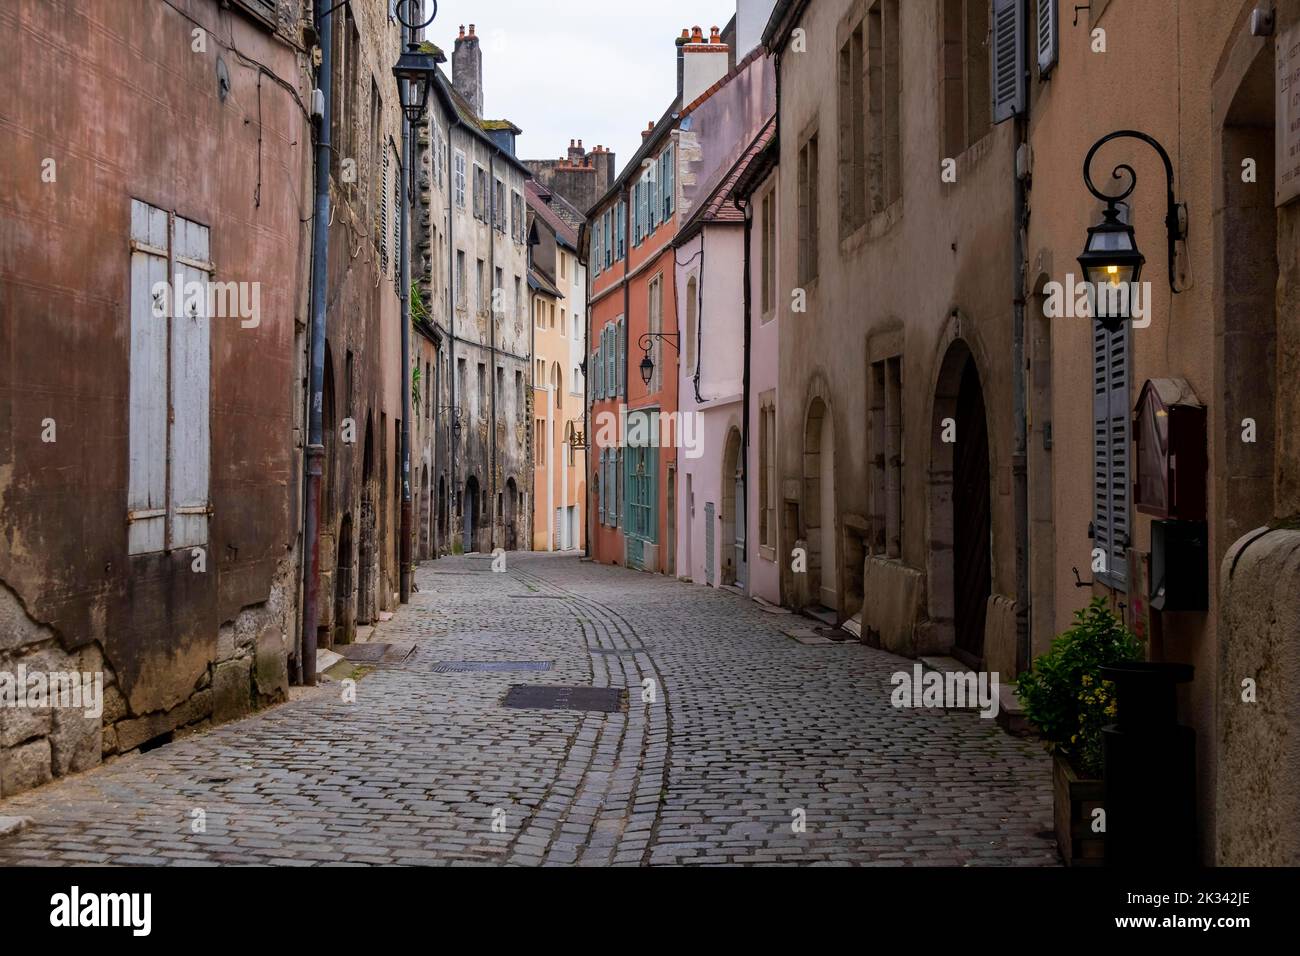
xmin=803 ymin=398 xmax=837 ymax=612
xmin=358 ymin=412 xmax=377 ymax=625
xmin=464 ymin=476 xmax=479 ymax=553
xmin=928 ymin=339 xmax=991 ymax=667
xmin=419 ymin=464 xmax=431 ymax=560
xmin=333 ymin=512 xmax=354 ymax=647
xmin=721 ymin=426 xmax=745 ymax=588
xmin=504 ymin=477 xmax=518 ymax=551
xmin=437 ymin=473 xmax=447 ymax=554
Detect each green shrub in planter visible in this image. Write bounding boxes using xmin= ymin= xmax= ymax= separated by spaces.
xmin=1016 ymin=598 xmax=1142 ymax=778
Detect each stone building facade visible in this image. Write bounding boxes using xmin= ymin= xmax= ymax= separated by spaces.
xmin=526 ymin=140 xmax=617 ymax=225
xmin=414 ymin=24 xmax=532 ymax=555
xmin=763 ymin=0 xmax=1023 ymax=673
xmin=0 ymin=0 xmax=314 ymax=795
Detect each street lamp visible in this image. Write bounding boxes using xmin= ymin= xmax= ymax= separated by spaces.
xmin=637 ymin=331 xmax=679 ymax=387
xmin=392 ymin=41 xmax=437 ymax=124
xmin=1079 ymin=129 xmax=1187 ymax=331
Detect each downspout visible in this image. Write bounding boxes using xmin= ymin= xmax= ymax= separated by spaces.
xmin=582 ymin=227 xmax=591 ymax=559
xmin=489 ymin=151 xmax=498 ymax=550
xmin=299 ymin=0 xmax=334 ymax=687
xmin=737 ymin=195 xmax=754 ymax=594
xmin=1012 ymin=0 xmax=1031 ymax=674
xmin=446 ymin=104 xmax=459 ymax=550
xmin=398 ymin=16 xmax=412 ymax=604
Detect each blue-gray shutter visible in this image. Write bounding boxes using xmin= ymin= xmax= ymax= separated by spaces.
xmin=1037 ymin=0 xmax=1058 ymax=77
xmin=664 ymin=144 xmax=675 ymax=216
xmin=128 ymin=200 xmax=170 ymax=554
xmin=169 ymin=214 xmax=212 ymax=549
xmin=992 ymin=0 xmax=1026 ymax=123
xmin=705 ymin=501 xmax=715 ymax=585
xmin=598 ymin=449 xmax=606 ymax=524
xmin=616 ymin=317 xmax=626 ymax=397
xmin=1093 ymin=319 xmax=1130 ymax=589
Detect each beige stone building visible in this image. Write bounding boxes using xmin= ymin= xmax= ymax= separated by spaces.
xmin=763 ymin=0 xmax=1024 ymax=672
xmin=1023 ymin=0 xmax=1300 ymax=866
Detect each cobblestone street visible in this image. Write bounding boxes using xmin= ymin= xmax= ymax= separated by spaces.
xmin=0 ymin=554 xmax=1057 ymax=866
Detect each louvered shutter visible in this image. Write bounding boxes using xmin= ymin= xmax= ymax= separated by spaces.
xmin=169 ymin=214 xmax=212 ymax=549
xmin=616 ymin=317 xmax=626 ymax=397
xmin=992 ymin=0 xmax=1026 ymax=123
xmin=598 ymin=449 xmax=606 ymax=524
xmin=594 ymin=340 xmax=603 ymax=399
xmin=380 ymin=151 xmax=390 ymax=272
xmin=649 ymin=168 xmax=660 ymax=232
xmin=1037 ymin=0 xmax=1058 ymax=77
xmin=128 ymin=200 xmax=170 ymax=554
xmin=664 ymin=144 xmax=675 ymax=217
xmin=618 ymin=201 xmax=626 ymax=260
xmin=1092 ymin=320 xmax=1130 ymax=589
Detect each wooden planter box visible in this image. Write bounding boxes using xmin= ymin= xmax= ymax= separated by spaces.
xmin=1053 ymin=752 xmax=1104 ymax=866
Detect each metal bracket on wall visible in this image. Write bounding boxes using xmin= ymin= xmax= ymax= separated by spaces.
xmin=1073 ymin=4 xmax=1091 ymax=26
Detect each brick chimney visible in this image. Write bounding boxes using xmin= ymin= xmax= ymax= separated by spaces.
xmin=680 ymin=24 xmax=729 ymax=106
xmin=453 ymin=23 xmax=483 ymax=116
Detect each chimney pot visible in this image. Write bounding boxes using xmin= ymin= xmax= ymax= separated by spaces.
xmin=691 ymin=25 xmax=704 ymax=43
xmin=710 ymin=26 xmax=721 ymax=43
xmin=468 ymin=23 xmax=476 ymax=37
xmin=458 ymin=24 xmax=465 ymax=38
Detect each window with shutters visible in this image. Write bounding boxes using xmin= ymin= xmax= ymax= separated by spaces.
xmin=617 ymin=200 xmax=627 ymax=260
xmin=685 ymin=275 xmax=698 ymax=375
xmin=1093 ymin=319 xmax=1130 ymax=590
xmin=493 ymin=178 xmax=506 ymax=232
xmin=606 ymin=324 xmax=617 ymax=399
xmin=759 ymin=396 xmax=777 ymax=553
xmin=473 ymin=164 xmax=487 ymax=220
xmin=127 ymin=199 xmax=212 ymax=554
xmin=941 ymin=0 xmax=991 ymax=156
xmin=761 ymin=185 xmax=777 ymax=319
xmin=455 ymin=250 xmax=466 ymax=308
xmin=392 ymin=142 xmax=401 ymax=290
xmin=798 ymin=132 xmax=820 ymax=284
xmin=454 ymin=149 xmax=466 ymax=208
xmin=1036 ymin=0 xmax=1058 ymax=78
xmin=867 ymin=0 xmax=903 ymax=213
xmin=838 ymin=21 xmax=866 ymax=233
xmin=868 ymin=355 xmax=903 ymax=557
xmin=991 ymin=0 xmax=1027 ymax=123
xmin=379 ymin=151 xmax=390 ymax=273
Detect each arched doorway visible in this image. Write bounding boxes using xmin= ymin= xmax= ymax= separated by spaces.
xmin=803 ymin=398 xmax=837 ymax=612
xmin=928 ymin=340 xmax=991 ymax=667
xmin=358 ymin=412 xmax=376 ymax=625
xmin=721 ymin=426 xmax=745 ymax=588
xmin=419 ymin=464 xmax=431 ymax=560
xmin=464 ymin=476 xmax=479 ymax=553
xmin=504 ymin=477 xmax=518 ymax=550
xmin=437 ymin=473 xmax=447 ymax=555
xmin=333 ymin=513 xmax=354 ymax=646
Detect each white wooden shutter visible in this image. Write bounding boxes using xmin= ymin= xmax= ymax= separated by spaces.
xmin=128 ymin=200 xmax=170 ymax=554
xmin=1092 ymin=320 xmax=1129 ymax=589
xmin=992 ymin=0 xmax=1027 ymax=123
xmin=169 ymin=214 xmax=212 ymax=549
xmin=1037 ymin=0 xmax=1059 ymax=77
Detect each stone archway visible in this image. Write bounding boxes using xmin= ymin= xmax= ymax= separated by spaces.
xmin=803 ymin=397 xmax=837 ymax=612
xmin=928 ymin=338 xmax=991 ymax=667
xmin=721 ymin=426 xmax=744 ymax=588
xmin=333 ymin=512 xmax=354 ymax=647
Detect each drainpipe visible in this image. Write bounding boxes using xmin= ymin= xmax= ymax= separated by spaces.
xmin=299 ymin=0 xmax=334 ymax=687
xmin=398 ymin=17 xmax=413 ymax=604
xmin=583 ymin=234 xmax=591 ymax=559
xmin=446 ymin=105 xmax=460 ymax=550
xmin=737 ymin=194 xmax=754 ymax=595
xmin=1012 ymin=1 xmax=1031 ymax=674
xmin=488 ymin=151 xmax=499 ymax=551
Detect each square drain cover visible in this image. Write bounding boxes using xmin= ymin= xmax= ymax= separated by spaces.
xmin=433 ymin=661 xmax=553 ymax=673
xmin=502 ymin=685 xmax=625 ymax=712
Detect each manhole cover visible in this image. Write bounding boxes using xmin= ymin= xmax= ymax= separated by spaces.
xmin=337 ymin=643 xmax=414 ymax=663
xmin=502 ymin=685 xmax=625 ymax=712
xmin=433 ymin=661 xmax=553 ymax=673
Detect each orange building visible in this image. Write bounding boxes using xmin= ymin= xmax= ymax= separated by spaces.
xmin=527 ymin=180 xmax=587 ymax=551
xmin=586 ymin=27 xmax=732 ymax=571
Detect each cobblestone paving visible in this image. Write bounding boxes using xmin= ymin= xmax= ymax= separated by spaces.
xmin=0 ymin=553 xmax=1058 ymax=866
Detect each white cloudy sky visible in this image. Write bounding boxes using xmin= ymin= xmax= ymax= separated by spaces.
xmin=419 ymin=0 xmax=740 ymax=172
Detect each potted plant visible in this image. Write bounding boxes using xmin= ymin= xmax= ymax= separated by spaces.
xmin=1016 ymin=598 xmax=1142 ymax=866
